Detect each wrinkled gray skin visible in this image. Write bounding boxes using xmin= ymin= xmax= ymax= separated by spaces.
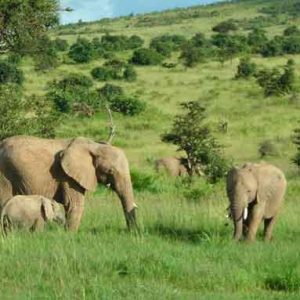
xmin=226 ymin=162 xmax=287 ymax=242
xmin=155 ymin=157 xmax=188 ymax=177
xmin=1 ymin=195 xmax=65 ymax=235
xmin=0 ymin=136 xmax=137 ymax=232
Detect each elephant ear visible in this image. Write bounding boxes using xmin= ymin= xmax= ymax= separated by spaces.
xmin=41 ymin=198 xmax=55 ymax=221
xmin=60 ymin=138 xmax=97 ymax=191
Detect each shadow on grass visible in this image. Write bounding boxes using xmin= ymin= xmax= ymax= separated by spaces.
xmin=150 ymin=223 xmax=227 ymax=244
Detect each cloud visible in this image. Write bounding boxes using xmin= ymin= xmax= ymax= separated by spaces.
xmin=60 ymin=0 xmax=114 ymax=24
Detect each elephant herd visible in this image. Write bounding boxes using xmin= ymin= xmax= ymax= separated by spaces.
xmin=0 ymin=135 xmax=287 ymax=242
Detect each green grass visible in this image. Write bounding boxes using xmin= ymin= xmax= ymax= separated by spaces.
xmin=2 ymin=0 xmax=300 ymax=298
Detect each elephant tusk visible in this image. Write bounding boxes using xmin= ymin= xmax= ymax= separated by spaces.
xmin=106 ymin=183 xmax=111 ymax=188
xmin=243 ymin=207 xmax=248 ymax=220
xmin=133 ymin=202 xmax=138 ymax=209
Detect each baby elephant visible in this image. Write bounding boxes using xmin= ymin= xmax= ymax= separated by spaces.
xmin=1 ymin=195 xmax=65 ymax=235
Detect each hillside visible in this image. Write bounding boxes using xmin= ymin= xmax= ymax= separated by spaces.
xmin=1 ymin=0 xmax=300 ymax=298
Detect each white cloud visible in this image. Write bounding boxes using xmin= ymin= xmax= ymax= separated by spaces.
xmin=60 ymin=0 xmax=114 ymax=24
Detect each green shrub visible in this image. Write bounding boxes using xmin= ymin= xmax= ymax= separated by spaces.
xmin=123 ymin=65 xmax=137 ymax=82
xmin=130 ymin=169 xmax=163 ymax=193
xmin=256 ymin=59 xmax=295 ymax=96
xmin=131 ymin=48 xmax=164 ymax=65
xmin=47 ymin=73 xmax=100 ymax=114
xmin=235 ymin=57 xmax=257 ymax=79
xmin=260 ymin=37 xmax=284 ymax=57
xmin=150 ymin=34 xmax=186 ymax=57
xmin=34 ymin=36 xmax=59 ymax=71
xmin=91 ymin=67 xmax=116 ymax=81
xmin=0 ymin=60 xmax=24 ymax=85
xmin=68 ymin=38 xmax=94 ymax=63
xmin=109 ymin=95 xmax=146 ymax=116
xmin=212 ymin=19 xmax=238 ymax=33
xmin=247 ymin=28 xmax=268 ymax=53
xmin=127 ymin=35 xmax=144 ymax=49
xmin=53 ymin=38 xmax=69 ymax=51
xmin=180 ymin=43 xmax=206 ymax=67
xmin=283 ymin=25 xmax=300 ymax=36
xmin=98 ymin=83 xmax=124 ymax=101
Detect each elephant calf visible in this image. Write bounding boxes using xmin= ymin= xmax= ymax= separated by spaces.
xmin=226 ymin=162 xmax=287 ymax=242
xmin=155 ymin=157 xmax=189 ymax=177
xmin=0 ymin=195 xmax=65 ymax=235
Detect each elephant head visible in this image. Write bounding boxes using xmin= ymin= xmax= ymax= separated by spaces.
xmin=60 ymin=138 xmax=137 ymax=230
xmin=226 ymin=163 xmax=258 ymax=240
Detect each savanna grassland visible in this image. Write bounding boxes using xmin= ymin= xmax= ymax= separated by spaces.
xmin=1 ymin=0 xmax=300 ymax=299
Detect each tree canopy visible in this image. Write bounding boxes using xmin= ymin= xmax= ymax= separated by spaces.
xmin=0 ymin=0 xmax=59 ymax=55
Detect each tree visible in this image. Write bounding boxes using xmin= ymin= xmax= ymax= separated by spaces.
xmin=0 ymin=84 xmax=58 ymax=139
xmin=180 ymin=43 xmax=205 ymax=67
xmin=0 ymin=0 xmax=59 ymax=55
xmin=123 ymin=65 xmax=137 ymax=82
xmin=161 ymin=101 xmax=229 ymax=183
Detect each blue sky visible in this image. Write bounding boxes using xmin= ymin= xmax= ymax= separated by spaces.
xmin=60 ymin=0 xmax=224 ymax=24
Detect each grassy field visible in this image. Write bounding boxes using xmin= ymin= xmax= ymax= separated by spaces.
xmin=1 ymin=0 xmax=300 ymax=299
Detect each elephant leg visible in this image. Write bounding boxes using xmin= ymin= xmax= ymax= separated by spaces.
xmin=64 ymin=197 xmax=84 ymax=231
xmin=246 ymin=210 xmax=263 ymax=242
xmin=32 ymin=218 xmax=45 ymax=232
xmin=264 ymin=216 xmax=277 ymax=242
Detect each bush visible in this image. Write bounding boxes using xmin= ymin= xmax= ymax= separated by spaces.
xmin=47 ymin=73 xmax=100 ymax=114
xmin=109 ymin=95 xmax=146 ymax=116
xmin=130 ymin=169 xmax=162 ymax=193
xmin=260 ymin=37 xmax=284 ymax=57
xmin=180 ymin=43 xmax=205 ymax=67
xmin=34 ymin=36 xmax=59 ymax=71
xmin=98 ymin=84 xmax=124 ymax=101
xmin=131 ymin=48 xmax=164 ymax=65
xmin=161 ymin=101 xmax=229 ymax=183
xmin=150 ymin=34 xmax=186 ymax=57
xmin=53 ymin=38 xmax=69 ymax=51
xmin=235 ymin=57 xmax=257 ymax=79
xmin=123 ymin=65 xmax=137 ymax=82
xmin=0 ymin=84 xmax=58 ymax=139
xmin=212 ymin=19 xmax=238 ymax=33
xmin=256 ymin=60 xmax=295 ymax=96
xmin=101 ymin=34 xmax=143 ymax=51
xmin=91 ymin=67 xmax=117 ymax=81
xmin=247 ymin=28 xmax=268 ymax=53
xmin=283 ymin=35 xmax=300 ymax=54
xmin=283 ymin=26 xmax=300 ymax=36
xmin=127 ymin=35 xmax=144 ymax=49
xmin=0 ymin=61 xmax=24 ymax=85
xmin=68 ymin=38 xmax=94 ymax=63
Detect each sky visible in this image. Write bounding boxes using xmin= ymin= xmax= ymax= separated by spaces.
xmin=60 ymin=0 xmax=224 ymax=24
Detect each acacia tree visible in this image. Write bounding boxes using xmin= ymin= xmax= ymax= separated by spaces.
xmin=161 ymin=101 xmax=229 ymax=183
xmin=0 ymin=0 xmax=59 ymax=55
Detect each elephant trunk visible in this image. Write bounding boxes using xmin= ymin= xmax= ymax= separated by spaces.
xmin=231 ymin=196 xmax=247 ymax=241
xmin=115 ymin=174 xmax=138 ymax=232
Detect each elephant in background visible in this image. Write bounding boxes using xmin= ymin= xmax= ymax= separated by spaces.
xmin=155 ymin=156 xmax=188 ymax=177
xmin=226 ymin=162 xmax=286 ymax=242
xmin=0 ymin=136 xmax=137 ymax=231
xmin=1 ymin=195 xmax=65 ymax=235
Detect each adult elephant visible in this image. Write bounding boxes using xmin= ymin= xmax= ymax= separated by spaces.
xmin=155 ymin=157 xmax=188 ymax=177
xmin=0 ymin=136 xmax=137 ymax=231
xmin=226 ymin=162 xmax=286 ymax=242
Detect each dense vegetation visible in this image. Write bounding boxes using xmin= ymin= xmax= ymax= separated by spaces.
xmin=1 ymin=0 xmax=300 ymax=298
